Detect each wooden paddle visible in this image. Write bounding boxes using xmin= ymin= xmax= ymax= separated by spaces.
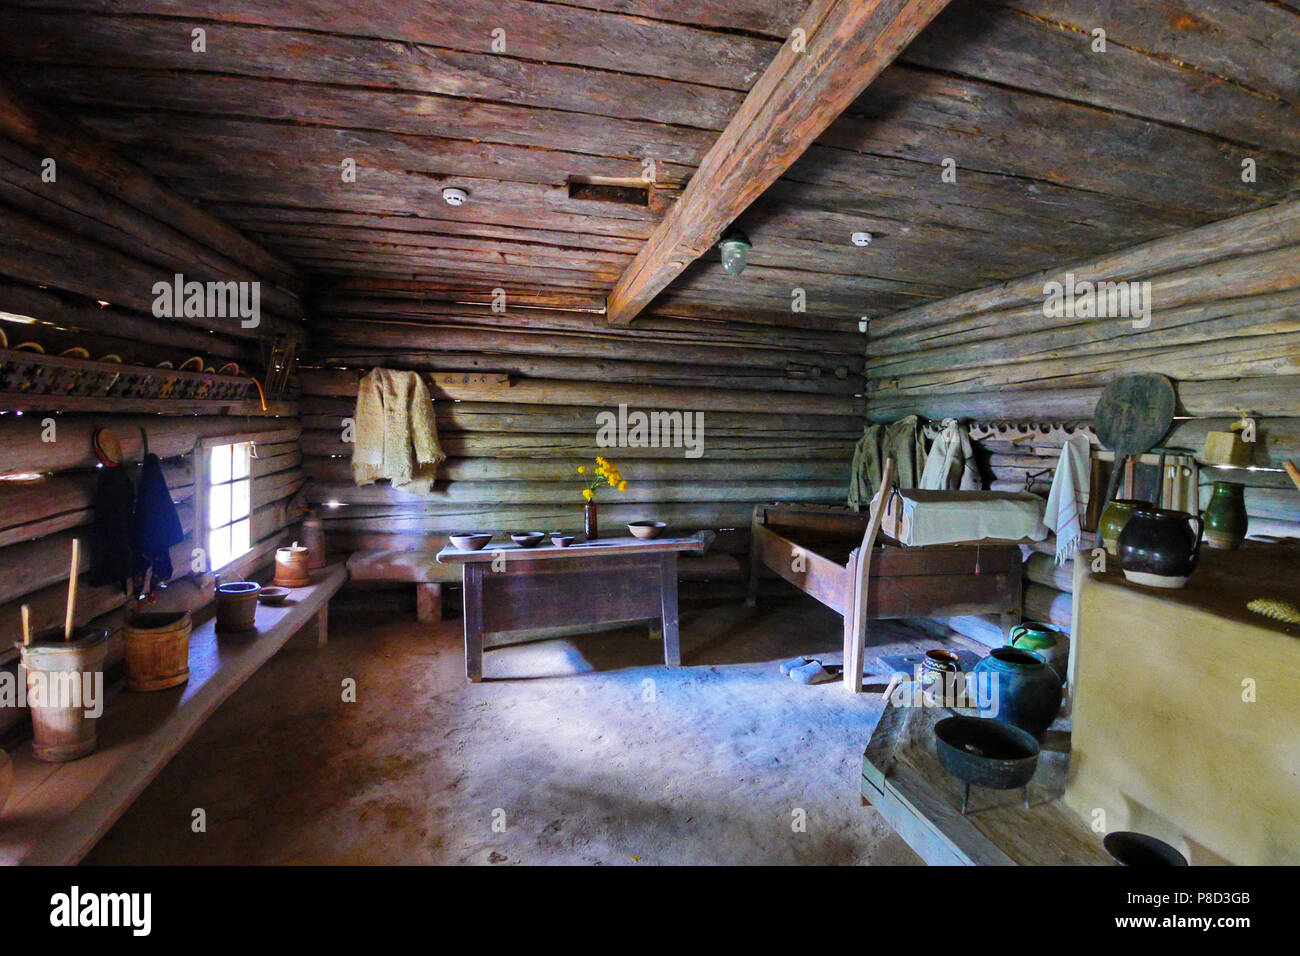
xmin=1094 ymin=374 xmax=1176 ymax=504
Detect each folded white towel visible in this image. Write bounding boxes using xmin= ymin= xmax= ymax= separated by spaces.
xmin=1044 ymin=433 xmax=1092 ymax=565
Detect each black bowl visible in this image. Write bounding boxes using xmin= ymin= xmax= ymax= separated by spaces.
xmin=934 ymin=716 xmax=1040 ymax=791
xmin=1103 ymin=831 xmax=1189 ymax=866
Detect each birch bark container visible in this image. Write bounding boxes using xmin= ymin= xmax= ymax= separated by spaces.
xmin=17 ymin=626 xmax=109 ymax=762
xmin=122 ymin=610 xmax=193 ymax=691
xmin=273 ymin=543 xmax=312 ymax=587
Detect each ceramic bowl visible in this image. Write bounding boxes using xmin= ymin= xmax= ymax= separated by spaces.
xmin=449 ymin=532 xmax=493 ymax=551
xmin=257 ymin=586 xmax=291 ymax=606
xmin=510 ymin=531 xmax=546 ymax=548
xmin=550 ymin=534 xmax=575 ymax=548
xmin=627 ymin=520 xmax=667 ymax=540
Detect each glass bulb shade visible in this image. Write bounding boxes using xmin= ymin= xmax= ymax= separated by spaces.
xmin=719 ymin=237 xmax=751 ymax=276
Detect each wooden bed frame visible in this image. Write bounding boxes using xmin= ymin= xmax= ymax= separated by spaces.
xmin=746 ymin=501 xmax=1023 ymax=692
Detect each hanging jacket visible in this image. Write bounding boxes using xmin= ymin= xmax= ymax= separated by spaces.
xmin=848 ymin=415 xmax=926 ymax=510
xmin=352 ymin=368 xmax=446 ymax=491
xmin=920 ymin=418 xmax=981 ymax=491
xmin=133 ymin=452 xmax=185 ymax=583
xmin=88 ymin=465 xmax=135 ymax=587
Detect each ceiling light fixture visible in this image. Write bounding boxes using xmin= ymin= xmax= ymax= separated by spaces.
xmin=719 ymin=229 xmax=751 ymax=276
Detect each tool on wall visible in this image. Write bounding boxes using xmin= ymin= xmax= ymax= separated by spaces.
xmin=1093 ymin=373 xmax=1176 ymax=504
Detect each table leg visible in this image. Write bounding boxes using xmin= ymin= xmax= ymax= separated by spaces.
xmin=659 ymin=554 xmax=681 ymax=667
xmin=463 ymin=564 xmax=484 ymax=683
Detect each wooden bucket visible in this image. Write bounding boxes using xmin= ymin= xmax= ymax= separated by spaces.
xmin=273 ymin=544 xmax=312 ymax=587
xmin=300 ymin=515 xmax=327 ymax=569
xmin=17 ymin=627 xmax=109 ymax=762
xmin=215 ymin=581 xmax=261 ymax=631
xmin=123 ymin=610 xmax=193 ymax=691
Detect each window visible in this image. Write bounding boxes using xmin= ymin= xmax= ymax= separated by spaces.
xmin=206 ymin=441 xmax=253 ymax=571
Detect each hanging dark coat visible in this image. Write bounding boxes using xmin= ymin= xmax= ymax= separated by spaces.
xmin=133 ymin=452 xmax=185 ymax=583
xmin=88 ymin=465 xmax=135 ymax=587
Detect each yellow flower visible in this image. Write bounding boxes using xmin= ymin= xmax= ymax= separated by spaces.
xmin=582 ymin=488 xmax=594 ymax=501
xmin=618 ymin=480 xmax=628 ymax=492
xmin=577 ymin=465 xmax=586 ymax=474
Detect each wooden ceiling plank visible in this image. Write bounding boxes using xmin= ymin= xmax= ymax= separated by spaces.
xmin=605 ymin=0 xmax=956 ymax=325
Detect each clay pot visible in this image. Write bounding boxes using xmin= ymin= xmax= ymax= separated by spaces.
xmin=1098 ymin=498 xmax=1152 ymax=556
xmin=919 ymin=648 xmax=961 ymax=701
xmin=122 ymin=610 xmax=192 ymax=691
xmin=215 ymin=581 xmax=261 ymax=631
xmin=972 ymin=646 xmax=1063 ymax=740
xmin=17 ymin=626 xmax=109 ymax=762
xmin=1117 ymin=507 xmax=1203 ymax=589
xmin=1203 ymin=481 xmax=1248 ymax=550
xmin=1104 ymin=831 xmax=1188 ymax=866
xmin=1008 ymin=621 xmax=1069 ymax=683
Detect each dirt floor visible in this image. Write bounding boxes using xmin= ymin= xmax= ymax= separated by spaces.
xmin=86 ymin=591 xmax=982 ymax=865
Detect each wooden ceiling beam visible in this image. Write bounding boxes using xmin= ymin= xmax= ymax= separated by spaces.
xmin=604 ymin=0 xmax=954 ymax=326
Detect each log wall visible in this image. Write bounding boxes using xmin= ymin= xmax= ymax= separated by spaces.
xmin=0 ymin=79 xmax=305 ymax=731
xmin=298 ymin=297 xmax=865 ymax=561
xmin=867 ymin=200 xmax=1300 ymax=643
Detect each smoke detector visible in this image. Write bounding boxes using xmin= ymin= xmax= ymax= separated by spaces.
xmin=851 ymin=231 xmax=873 ymax=247
xmin=442 ymin=187 xmax=468 ymax=206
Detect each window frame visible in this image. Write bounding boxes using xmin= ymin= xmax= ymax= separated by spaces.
xmin=196 ymin=436 xmax=257 ymax=574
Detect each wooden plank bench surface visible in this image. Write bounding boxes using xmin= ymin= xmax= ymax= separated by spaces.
xmin=0 ymin=563 xmax=347 ymax=866
xmin=860 ymin=691 xmax=1112 ymax=866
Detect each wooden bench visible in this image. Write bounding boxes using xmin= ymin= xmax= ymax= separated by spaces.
xmin=0 ymin=563 xmax=347 ymax=866
xmin=345 ymin=548 xmax=742 ymax=623
xmin=345 ymin=550 xmax=456 ymax=622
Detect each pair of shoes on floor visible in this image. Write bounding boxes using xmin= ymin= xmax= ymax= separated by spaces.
xmin=779 ymin=656 xmax=843 ymax=685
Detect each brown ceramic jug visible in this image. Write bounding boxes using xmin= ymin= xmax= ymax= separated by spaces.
xmin=1116 ymin=507 xmax=1203 ymax=589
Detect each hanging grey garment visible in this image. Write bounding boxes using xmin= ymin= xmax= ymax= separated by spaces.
xmin=848 ymin=415 xmax=926 ymax=510
xmin=920 ymin=418 xmax=982 ymax=490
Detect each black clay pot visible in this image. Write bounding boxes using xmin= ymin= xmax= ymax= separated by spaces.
xmin=1116 ymin=507 xmax=1203 ymax=589
xmin=971 ymin=647 xmax=1063 ymax=740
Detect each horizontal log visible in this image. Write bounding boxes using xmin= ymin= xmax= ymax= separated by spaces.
xmin=318 ymin=502 xmax=758 ymax=535
xmin=299 ymin=367 xmax=862 ymax=416
xmin=315 ymin=317 xmax=859 ymax=375
xmin=303 ymin=455 xmax=848 ymax=484
xmin=0 ymin=416 xmax=298 ymax=475
xmin=306 ymin=479 xmax=845 ymax=507
xmin=872 ymin=201 xmax=1300 ymax=337
xmin=868 ymin=375 xmax=1300 ymax=423
xmin=1024 ymin=583 xmax=1073 ymax=633
xmin=1026 ymin=553 xmax=1075 ymax=594
xmin=300 ymin=430 xmax=854 ymax=461
xmin=871 ymin=329 xmax=1300 ymax=394
xmin=299 ymin=396 xmax=862 ymax=436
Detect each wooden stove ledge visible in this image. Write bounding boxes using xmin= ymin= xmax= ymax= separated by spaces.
xmin=0 ymin=563 xmax=347 ymax=866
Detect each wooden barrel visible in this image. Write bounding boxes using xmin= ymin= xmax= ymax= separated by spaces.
xmin=215 ymin=581 xmax=261 ymax=631
xmin=122 ymin=610 xmax=193 ymax=691
xmin=18 ymin=627 xmax=109 ymax=762
xmin=274 ymin=544 xmax=312 ymax=587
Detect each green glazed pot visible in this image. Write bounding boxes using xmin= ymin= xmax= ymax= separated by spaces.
xmin=1203 ymin=481 xmax=1248 ymax=550
xmin=1008 ymin=621 xmax=1069 ymax=682
xmin=1098 ymin=498 xmax=1153 ymax=556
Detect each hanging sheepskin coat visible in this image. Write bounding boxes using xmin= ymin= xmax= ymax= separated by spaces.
xmin=352 ymin=368 xmax=446 ymax=491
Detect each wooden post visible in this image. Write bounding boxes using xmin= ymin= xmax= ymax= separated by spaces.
xmin=846 ymin=457 xmax=895 ymax=692
xmin=746 ymin=505 xmax=764 ymax=608
xmin=659 ymin=553 xmax=681 ymax=667
xmin=416 ymin=583 xmax=442 ymax=623
xmin=463 ymin=563 xmax=484 ymax=683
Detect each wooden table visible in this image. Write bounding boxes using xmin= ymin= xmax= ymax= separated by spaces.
xmin=437 ymin=536 xmax=706 ymax=682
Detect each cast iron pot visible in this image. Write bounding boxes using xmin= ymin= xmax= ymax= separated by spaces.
xmin=972 ymin=647 xmax=1063 ymax=740
xmin=934 ymin=716 xmax=1040 ymax=814
xmin=1116 ymin=506 xmax=1203 ymax=589
xmin=1103 ymin=831 xmax=1189 ymax=866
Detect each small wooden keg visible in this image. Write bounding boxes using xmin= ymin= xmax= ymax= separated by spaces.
xmin=273 ymin=542 xmax=312 ymax=588
xmin=122 ymin=610 xmax=193 ymax=691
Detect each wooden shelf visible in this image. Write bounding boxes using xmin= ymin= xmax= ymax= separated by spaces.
xmin=0 ymin=564 xmax=345 ymax=866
